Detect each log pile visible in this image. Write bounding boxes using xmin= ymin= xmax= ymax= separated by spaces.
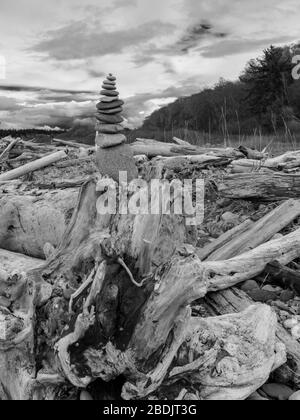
xmin=1 ymin=134 xmax=300 ymax=400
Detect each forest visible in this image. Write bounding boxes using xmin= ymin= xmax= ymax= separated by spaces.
xmin=138 ymin=45 xmax=300 ymax=140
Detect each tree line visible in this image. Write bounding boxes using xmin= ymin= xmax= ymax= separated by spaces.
xmin=140 ymin=44 xmax=300 ymax=137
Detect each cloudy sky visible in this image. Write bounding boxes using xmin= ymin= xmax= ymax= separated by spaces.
xmin=0 ymin=0 xmax=299 ymax=129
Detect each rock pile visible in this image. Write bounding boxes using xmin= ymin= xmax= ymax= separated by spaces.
xmin=95 ymin=74 xmax=138 ymax=182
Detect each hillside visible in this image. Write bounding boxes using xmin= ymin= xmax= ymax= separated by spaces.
xmin=140 ymin=45 xmax=300 ymax=139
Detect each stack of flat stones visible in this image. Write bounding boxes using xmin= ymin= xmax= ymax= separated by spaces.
xmin=95 ymin=74 xmax=138 ymax=182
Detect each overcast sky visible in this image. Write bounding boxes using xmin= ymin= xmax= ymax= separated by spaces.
xmin=0 ymin=0 xmax=299 ymax=129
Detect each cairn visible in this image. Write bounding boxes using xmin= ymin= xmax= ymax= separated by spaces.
xmin=95 ymin=74 xmax=138 ymax=182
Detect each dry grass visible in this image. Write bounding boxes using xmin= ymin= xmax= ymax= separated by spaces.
xmin=129 ymin=127 xmax=300 ymax=156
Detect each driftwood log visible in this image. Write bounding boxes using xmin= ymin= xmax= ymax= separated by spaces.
xmin=197 ymin=199 xmax=300 ymax=261
xmin=0 ymin=178 xmax=298 ymax=400
xmin=204 ymin=288 xmax=300 ymax=388
xmin=0 ymin=187 xmax=78 ymax=258
xmin=131 ymin=139 xmax=244 ymax=159
xmin=264 ymin=261 xmax=300 ymax=294
xmin=200 ymin=206 xmax=300 ymax=387
xmin=0 ymin=151 xmax=67 ymax=182
xmin=219 ymin=173 xmax=300 ymax=201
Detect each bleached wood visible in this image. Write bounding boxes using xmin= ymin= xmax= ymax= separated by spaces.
xmin=206 ymin=200 xmax=300 ymax=260
xmin=0 ymin=151 xmax=67 ymax=182
xmin=219 ymin=173 xmax=300 ymax=201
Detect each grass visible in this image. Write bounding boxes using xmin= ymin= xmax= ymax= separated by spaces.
xmin=129 ymin=127 xmax=300 ymax=156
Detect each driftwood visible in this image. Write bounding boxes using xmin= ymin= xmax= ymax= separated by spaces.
xmin=219 ymin=173 xmax=300 ymax=201
xmin=172 ymin=136 xmax=192 ymax=147
xmin=33 ymin=177 xmax=92 ymax=190
xmin=230 ymin=161 xmax=274 ymax=174
xmin=6 ymin=141 xmax=55 ymax=157
xmin=0 ymin=248 xmax=43 ymax=275
xmin=204 ymin=288 xmax=300 ymax=388
xmin=132 ymin=139 xmax=243 ymax=159
xmin=0 ymin=187 xmax=78 ymax=258
xmin=52 ymin=138 xmax=92 ymax=149
xmin=143 ymin=155 xmax=231 ymax=180
xmin=238 ymin=145 xmax=267 ymax=160
xmin=201 ymin=206 xmax=300 ymax=386
xmin=197 ymin=219 xmax=254 ymax=261
xmin=0 ymin=151 xmax=67 ymax=182
xmin=264 ymin=261 xmax=300 ymax=294
xmin=1 ymin=179 xmax=298 ymax=400
xmin=0 ymin=138 xmax=20 ymax=164
xmin=198 ymin=200 xmax=300 ymax=261
xmin=230 ymin=150 xmax=300 ymax=172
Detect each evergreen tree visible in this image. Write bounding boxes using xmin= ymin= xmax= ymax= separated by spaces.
xmin=240 ymin=45 xmax=294 ymax=129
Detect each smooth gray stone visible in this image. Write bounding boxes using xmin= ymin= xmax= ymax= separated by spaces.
xmin=96 ymin=113 xmax=123 ymax=124
xmin=96 ymin=143 xmax=138 ymax=182
xmin=100 ymin=90 xmax=119 ymax=97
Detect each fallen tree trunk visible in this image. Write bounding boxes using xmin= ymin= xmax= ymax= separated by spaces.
xmin=0 ymin=138 xmax=20 ymax=164
xmin=0 ymin=151 xmax=68 ymax=182
xmin=53 ymin=138 xmax=92 ymax=149
xmin=238 ymin=145 xmax=267 ymax=160
xmin=0 ymin=187 xmax=78 ymax=258
xmin=143 ymin=154 xmax=231 ymax=180
xmin=230 ymin=150 xmax=300 ymax=172
xmin=229 ymin=160 xmax=274 ymax=174
xmin=197 ymin=219 xmax=254 ymax=261
xmin=131 ymin=139 xmax=244 ymax=159
xmin=0 ymin=248 xmax=43 ymax=275
xmin=219 ymin=173 xmax=300 ymax=201
xmin=198 ymin=200 xmax=300 ymax=261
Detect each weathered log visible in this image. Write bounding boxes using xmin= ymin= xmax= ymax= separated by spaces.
xmin=164 ymin=305 xmax=284 ymax=401
xmin=33 ymin=177 xmax=92 ymax=190
xmin=204 ymin=288 xmax=300 ymax=388
xmin=0 ymin=151 xmax=67 ymax=182
xmin=7 ymin=141 xmax=55 ymax=158
xmin=172 ymin=136 xmax=192 ymax=147
xmin=238 ymin=145 xmax=267 ymax=160
xmin=264 ymin=261 xmax=300 ymax=294
xmin=122 ymin=303 xmax=284 ymax=400
xmin=0 ymin=248 xmax=43 ymax=275
xmin=219 ymin=173 xmax=300 ymax=201
xmin=129 ymin=228 xmax=300 ymax=362
xmin=0 ymin=187 xmax=78 ymax=258
xmin=0 ymin=138 xmax=20 ymax=163
xmin=53 ymin=138 xmax=92 ymax=149
xmin=197 ymin=219 xmax=254 ymax=261
xmin=132 ymin=139 xmax=243 ymax=159
xmin=229 ymin=161 xmax=274 ymax=174
xmin=200 ymin=200 xmax=300 ymax=261
xmin=231 ymin=150 xmax=300 ymax=171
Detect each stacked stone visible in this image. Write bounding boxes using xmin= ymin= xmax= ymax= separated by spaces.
xmin=95 ymin=74 xmax=138 ymax=182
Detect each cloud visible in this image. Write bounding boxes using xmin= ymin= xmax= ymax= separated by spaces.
xmin=0 ymin=96 xmax=21 ymax=111
xmin=176 ymin=22 xmax=227 ymax=53
xmin=130 ymin=21 xmax=228 ymax=68
xmin=0 ymin=84 xmax=94 ymax=95
xmin=31 ymin=20 xmax=176 ymax=60
xmin=0 ymin=100 xmax=95 ymax=129
xmin=199 ymin=35 xmax=297 ymax=58
xmin=87 ymin=69 xmax=106 ymax=79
